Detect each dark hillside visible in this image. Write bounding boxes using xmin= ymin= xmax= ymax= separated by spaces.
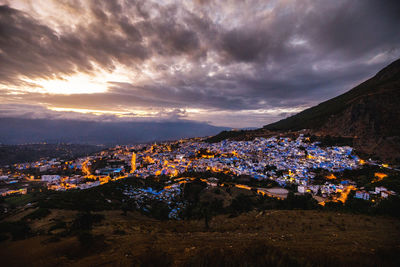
xmin=262 ymin=58 xmax=400 ymax=162
xmin=264 ymin=58 xmax=400 ymax=134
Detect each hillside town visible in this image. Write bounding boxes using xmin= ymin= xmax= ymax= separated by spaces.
xmin=0 ymin=135 xmax=398 ymax=210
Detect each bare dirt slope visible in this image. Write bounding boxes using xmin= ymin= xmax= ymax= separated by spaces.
xmin=1 ymin=209 xmax=399 ymax=266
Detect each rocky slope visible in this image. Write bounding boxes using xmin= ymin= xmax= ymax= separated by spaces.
xmin=264 ymin=58 xmax=400 ymax=163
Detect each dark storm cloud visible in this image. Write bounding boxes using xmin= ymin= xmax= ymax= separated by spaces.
xmin=1 ymin=0 xmax=400 ymax=126
xmin=0 ymin=1 xmax=192 ymax=83
xmin=304 ymin=1 xmax=400 ymax=58
xmin=0 ymin=103 xmax=188 ymax=122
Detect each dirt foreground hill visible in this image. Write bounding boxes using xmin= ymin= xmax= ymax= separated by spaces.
xmin=1 ymin=209 xmax=400 ymax=266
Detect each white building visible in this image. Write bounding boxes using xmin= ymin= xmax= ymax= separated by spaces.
xmin=375 ymin=186 xmax=387 ymax=194
xmin=355 ymin=191 xmax=370 ymax=200
xmin=41 ymin=175 xmax=61 ymax=183
xmin=298 ymin=185 xmax=306 ymax=194
xmin=40 ymin=165 xmax=51 ymax=172
xmin=78 ymin=181 xmax=101 ymax=189
xmin=381 ymin=191 xmax=390 ymax=199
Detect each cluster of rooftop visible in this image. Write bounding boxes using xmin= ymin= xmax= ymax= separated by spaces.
xmin=1 ymin=135 xmax=397 ymax=207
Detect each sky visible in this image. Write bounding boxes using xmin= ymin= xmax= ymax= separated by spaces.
xmin=0 ymin=0 xmax=400 ymax=128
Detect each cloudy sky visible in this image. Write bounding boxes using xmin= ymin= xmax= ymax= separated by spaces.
xmin=0 ymin=0 xmax=399 ymax=128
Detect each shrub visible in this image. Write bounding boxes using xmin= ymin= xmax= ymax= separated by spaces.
xmin=71 ymin=212 xmax=104 ymax=232
xmin=374 ymin=195 xmax=400 ymax=218
xmin=148 ymin=200 xmax=170 ymax=220
xmin=77 ymin=231 xmax=94 ymax=248
xmin=23 ymin=207 xmax=51 ymax=221
xmin=0 ymin=221 xmax=31 ymax=240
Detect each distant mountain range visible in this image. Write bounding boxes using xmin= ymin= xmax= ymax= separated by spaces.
xmin=0 ymin=144 xmax=103 ymax=166
xmin=0 ymin=118 xmax=228 ymax=145
xmin=211 ymin=58 xmax=400 ymax=163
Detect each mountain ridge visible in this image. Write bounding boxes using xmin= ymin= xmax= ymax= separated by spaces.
xmin=264 ymin=58 xmax=400 ymax=162
xmin=0 ymin=118 xmax=228 ymax=145
xmin=264 ymin=58 xmax=400 ymax=133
